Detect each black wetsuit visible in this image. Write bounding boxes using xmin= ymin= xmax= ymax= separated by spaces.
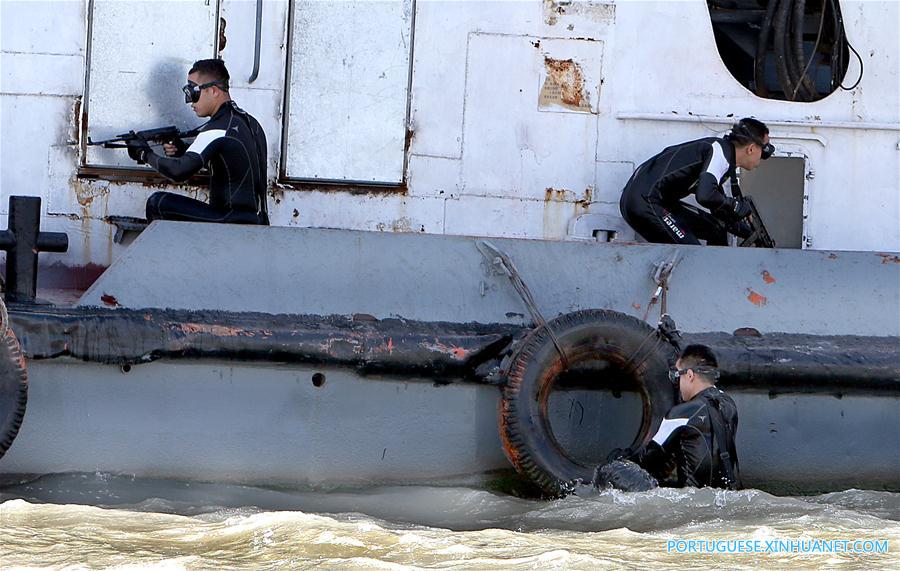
xmin=630 ymin=386 xmax=742 ymax=489
xmin=619 ymin=137 xmax=744 ymax=245
xmin=144 ymin=101 xmax=268 ymax=225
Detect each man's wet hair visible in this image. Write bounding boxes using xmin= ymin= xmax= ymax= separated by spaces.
xmin=679 ymin=344 xmax=719 ymax=383
xmin=189 ymin=59 xmax=230 ymax=91
xmin=726 ymin=117 xmax=768 ymax=147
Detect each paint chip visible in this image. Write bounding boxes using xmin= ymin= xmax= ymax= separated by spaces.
xmin=539 ymin=57 xmax=591 ymax=113
xmin=746 ymin=289 xmax=768 ymax=307
xmin=100 ymin=293 xmax=119 ymax=307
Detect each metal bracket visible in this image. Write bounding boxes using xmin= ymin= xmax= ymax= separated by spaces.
xmin=643 ymin=251 xmax=680 ymax=322
xmin=106 ymin=216 xmax=150 ymax=244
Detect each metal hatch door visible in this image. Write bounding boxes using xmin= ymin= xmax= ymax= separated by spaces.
xmin=82 ymin=0 xmax=219 ymax=169
xmin=282 ymin=0 xmax=414 ymax=185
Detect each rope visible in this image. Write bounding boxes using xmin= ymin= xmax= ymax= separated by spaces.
xmin=477 ymin=241 xmax=569 ymax=369
xmin=0 ymin=296 xmax=8 ymax=337
xmin=621 ymin=327 xmax=667 ymax=378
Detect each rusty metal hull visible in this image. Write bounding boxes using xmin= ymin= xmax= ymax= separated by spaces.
xmin=2 ymin=356 xmax=897 ymax=494
xmin=0 ymin=223 xmax=898 ymax=493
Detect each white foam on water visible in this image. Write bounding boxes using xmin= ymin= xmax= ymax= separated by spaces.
xmin=1 ymin=474 xmax=898 ymax=569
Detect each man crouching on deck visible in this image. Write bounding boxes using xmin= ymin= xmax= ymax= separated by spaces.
xmin=601 ymin=344 xmax=742 ymax=490
xmin=125 ymin=59 xmax=269 ymax=225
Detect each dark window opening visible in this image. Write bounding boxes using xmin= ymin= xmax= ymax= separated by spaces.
xmin=707 ymin=0 xmax=851 ymax=102
xmin=739 ymin=156 xmax=807 ymax=248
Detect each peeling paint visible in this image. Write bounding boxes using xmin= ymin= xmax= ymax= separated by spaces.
xmin=405 ymin=125 xmax=415 ymax=152
xmin=747 ymin=289 xmax=768 ymax=307
xmin=876 ymin=253 xmax=900 ymax=264
xmin=762 ymin=270 xmax=776 ymax=284
xmin=421 ymin=339 xmax=471 ymax=361
xmin=543 ymin=0 xmax=616 ymax=26
xmin=376 ymin=217 xmax=414 ymax=233
xmin=218 ymin=17 xmax=227 ymax=51
xmin=540 ymin=57 xmax=591 ymax=112
xmin=71 ymin=96 xmax=83 ymax=146
xmin=543 ymin=0 xmax=562 ymax=25
xmin=70 ymin=176 xmax=110 ymax=207
xmin=179 ymin=323 xmax=248 ymax=337
xmin=100 ymin=293 xmax=119 ymax=307
xmin=576 ymin=187 xmax=593 ymax=212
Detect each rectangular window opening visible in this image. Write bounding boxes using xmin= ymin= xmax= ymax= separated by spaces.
xmin=79 ymin=0 xmax=219 ymax=181
xmin=281 ymin=0 xmax=414 ymax=186
xmin=739 ymin=156 xmax=808 ymax=249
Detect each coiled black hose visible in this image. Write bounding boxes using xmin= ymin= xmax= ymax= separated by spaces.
xmin=792 ymin=0 xmax=818 ymax=99
xmin=773 ymin=0 xmax=798 ymax=99
xmin=754 ymin=0 xmax=781 ymax=97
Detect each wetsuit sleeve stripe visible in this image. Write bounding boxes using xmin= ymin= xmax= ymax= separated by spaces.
xmin=705 ymin=141 xmax=730 ymax=180
xmin=695 ymin=141 xmax=733 ymax=212
xmin=651 ymin=417 xmax=690 ymax=445
xmin=185 ymin=129 xmax=228 ymax=158
xmin=146 ymin=151 xmax=204 ymax=183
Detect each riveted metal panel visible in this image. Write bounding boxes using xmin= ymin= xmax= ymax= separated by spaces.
xmin=83 ymin=0 xmax=218 ymax=168
xmin=283 ymin=0 xmax=413 ymax=183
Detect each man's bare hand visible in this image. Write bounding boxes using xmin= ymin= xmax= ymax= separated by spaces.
xmin=163 ymin=143 xmax=179 ymax=157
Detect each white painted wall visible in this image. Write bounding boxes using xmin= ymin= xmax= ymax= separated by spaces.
xmin=1 ymin=0 xmax=898 ymax=273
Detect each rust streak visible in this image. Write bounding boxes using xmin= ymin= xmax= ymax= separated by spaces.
xmin=747 ymin=289 xmax=768 ymax=307
xmin=73 ymin=96 xmax=84 ymax=147
xmin=544 ymin=187 xmax=573 ymax=202
xmin=576 ymin=187 xmax=593 ymax=208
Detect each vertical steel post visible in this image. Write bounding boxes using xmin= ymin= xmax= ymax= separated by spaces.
xmin=1 ymin=196 xmax=69 ymax=303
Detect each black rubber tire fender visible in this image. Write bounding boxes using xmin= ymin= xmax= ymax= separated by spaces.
xmin=499 ymin=309 xmax=676 ymax=496
xmin=0 ymin=326 xmax=28 ymax=461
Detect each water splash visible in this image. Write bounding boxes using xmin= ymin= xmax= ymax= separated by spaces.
xmin=2 ymin=474 xmax=898 ymax=569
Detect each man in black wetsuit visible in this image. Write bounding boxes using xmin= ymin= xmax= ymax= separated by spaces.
xmin=126 ymin=59 xmax=269 ymax=225
xmin=619 ymin=118 xmax=773 ymax=245
xmin=625 ymin=344 xmax=742 ymax=489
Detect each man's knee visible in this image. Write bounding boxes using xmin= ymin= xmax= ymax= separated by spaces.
xmin=145 ymin=191 xmax=169 ymax=221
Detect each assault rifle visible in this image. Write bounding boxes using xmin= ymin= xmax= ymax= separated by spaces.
xmin=87 ymin=125 xmax=199 ymax=149
xmin=730 ymin=174 xmax=776 ymax=248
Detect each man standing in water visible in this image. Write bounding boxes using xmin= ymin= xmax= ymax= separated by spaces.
xmin=600 ymin=344 xmax=742 ymax=490
xmin=619 ymin=118 xmax=773 ymax=245
xmin=125 ymin=58 xmax=269 ymax=225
